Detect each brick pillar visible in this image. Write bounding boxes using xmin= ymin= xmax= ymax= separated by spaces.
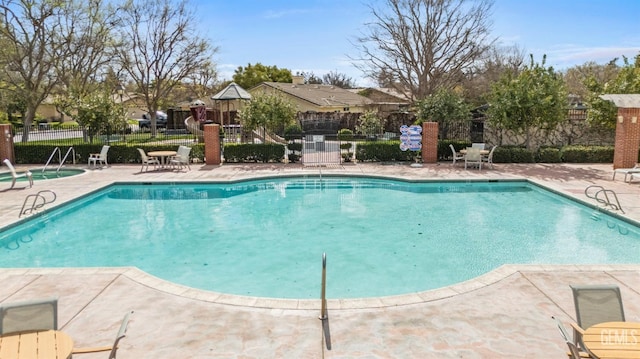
xmin=204 ymin=123 xmax=221 ymax=165
xmin=613 ymin=108 xmax=640 ymax=169
xmin=0 ymin=124 xmax=14 ymax=163
xmin=421 ymin=122 xmax=438 ymax=163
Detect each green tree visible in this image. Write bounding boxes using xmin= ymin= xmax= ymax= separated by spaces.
xmin=238 ymin=93 xmax=297 ymax=142
xmin=356 ymin=111 xmax=385 ymax=137
xmin=585 ymin=53 xmax=640 ymax=130
xmin=71 ymin=89 xmax=122 ymax=143
xmin=486 ymin=55 xmax=567 ymax=151
xmin=232 ymin=63 xmax=292 ymax=89
xmin=414 ymin=89 xmax=471 ymax=140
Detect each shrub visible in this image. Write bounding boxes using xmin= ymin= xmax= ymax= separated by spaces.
xmin=536 ymin=147 xmax=562 ymax=163
xmin=223 ymin=143 xmax=285 ymax=163
xmin=561 ymin=145 xmax=614 ymax=163
xmin=355 ymin=141 xmax=415 ymax=162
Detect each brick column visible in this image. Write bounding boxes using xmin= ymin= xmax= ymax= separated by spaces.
xmin=613 ymin=108 xmax=640 ymax=169
xmin=204 ymin=123 xmax=221 ymax=165
xmin=0 ymin=124 xmax=14 ymax=163
xmin=421 ymin=122 xmax=438 ymax=163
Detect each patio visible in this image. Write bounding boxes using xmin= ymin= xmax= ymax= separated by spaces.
xmin=1 ymin=162 xmax=639 ymax=358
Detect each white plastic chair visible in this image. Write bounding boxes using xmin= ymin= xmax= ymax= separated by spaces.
xmin=449 ymin=144 xmax=464 ymax=166
xmin=2 ymin=159 xmax=33 ymax=189
xmin=137 ymin=148 xmax=160 ymax=172
xmin=471 ymin=143 xmax=485 ymax=150
xmin=464 ymin=147 xmax=482 ymax=170
xmin=482 ymin=145 xmax=497 ymax=169
xmin=73 ymin=310 xmax=133 ymax=359
xmin=170 ymin=145 xmax=191 ymax=171
xmin=0 ymin=297 xmax=58 ymax=334
xmin=88 ymin=145 xmax=110 ymax=168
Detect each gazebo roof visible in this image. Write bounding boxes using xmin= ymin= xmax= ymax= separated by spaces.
xmin=211 ymin=82 xmax=251 ymax=101
xmin=600 ymin=94 xmax=640 ymax=108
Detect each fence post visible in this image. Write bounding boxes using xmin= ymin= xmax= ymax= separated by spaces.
xmin=204 ymin=123 xmax=221 ymax=165
xmin=421 ymin=122 xmax=438 ymax=163
xmin=0 ymin=124 xmax=15 ymax=163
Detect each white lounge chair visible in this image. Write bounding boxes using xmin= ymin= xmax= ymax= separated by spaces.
xmin=137 ymin=148 xmax=160 ymax=172
xmin=3 ymin=158 xmax=33 ymax=189
xmin=464 ymin=147 xmax=482 ymax=170
xmin=0 ymin=297 xmax=58 ymax=334
xmin=449 ymin=144 xmax=464 ymax=166
xmin=88 ymin=145 xmax=110 ymax=168
xmin=170 ymin=145 xmax=191 ymax=171
xmin=612 ymin=164 xmax=640 ymax=182
xmin=72 ymin=310 xmax=133 ymax=359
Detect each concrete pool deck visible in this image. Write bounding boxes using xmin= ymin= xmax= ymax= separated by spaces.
xmin=0 ymin=161 xmax=639 ymax=358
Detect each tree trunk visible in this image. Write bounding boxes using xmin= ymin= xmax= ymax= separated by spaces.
xmin=21 ymin=107 xmax=36 ymax=143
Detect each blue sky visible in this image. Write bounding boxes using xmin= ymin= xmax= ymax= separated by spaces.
xmin=193 ymin=0 xmax=640 ymax=87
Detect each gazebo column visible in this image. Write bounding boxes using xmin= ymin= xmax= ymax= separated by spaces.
xmin=613 ymin=108 xmax=640 ymax=169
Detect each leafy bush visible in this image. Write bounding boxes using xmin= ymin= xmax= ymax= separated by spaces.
xmin=223 ymin=143 xmax=285 ymax=163
xmin=536 ymin=147 xmax=562 ymax=163
xmin=283 ymin=124 xmax=302 ymax=141
xmin=355 ymin=141 xmax=415 ymax=162
xmin=560 ymin=145 xmax=614 ymax=163
xmin=13 ymin=143 xmax=206 ymax=165
xmin=287 ymin=142 xmax=302 ymax=152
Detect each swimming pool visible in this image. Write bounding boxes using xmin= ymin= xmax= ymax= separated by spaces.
xmin=0 ymin=167 xmax=85 ymax=182
xmin=1 ymin=177 xmax=639 ymax=299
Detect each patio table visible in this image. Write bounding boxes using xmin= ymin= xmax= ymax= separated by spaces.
xmin=0 ymin=329 xmax=74 ymax=358
xmin=147 ymin=150 xmax=177 ymax=169
xmin=583 ymin=321 xmax=640 ymax=359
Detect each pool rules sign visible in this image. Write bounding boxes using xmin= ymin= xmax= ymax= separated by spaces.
xmin=400 ymin=125 xmax=423 ymax=167
xmin=399 ymin=125 xmax=422 ymax=151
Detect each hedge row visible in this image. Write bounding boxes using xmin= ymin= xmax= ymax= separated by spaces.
xmin=14 ymin=143 xmax=205 ymax=165
xmin=13 ymin=141 xmax=624 ymax=165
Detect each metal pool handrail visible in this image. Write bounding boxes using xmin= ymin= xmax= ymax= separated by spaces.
xmin=584 ymin=185 xmax=624 ymax=214
xmin=319 ymin=252 xmax=327 ymax=320
xmin=319 ymin=252 xmax=331 ymax=351
xmin=20 ymin=190 xmax=57 ymax=217
xmin=57 ymin=147 xmax=76 ymax=172
xmin=43 ymin=147 xmax=61 ymax=173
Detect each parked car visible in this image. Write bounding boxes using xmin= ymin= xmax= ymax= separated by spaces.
xmin=138 ymin=111 xmax=168 ymax=129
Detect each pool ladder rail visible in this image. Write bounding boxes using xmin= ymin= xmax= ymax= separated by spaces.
xmin=19 ymin=190 xmax=56 ymax=218
xmin=43 ymin=146 xmax=76 ymax=173
xmin=584 ymin=185 xmax=624 ymax=214
xmin=319 ymin=252 xmax=331 ymax=351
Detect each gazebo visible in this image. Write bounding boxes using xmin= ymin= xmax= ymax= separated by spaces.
xmin=211 ymin=82 xmax=251 ymax=128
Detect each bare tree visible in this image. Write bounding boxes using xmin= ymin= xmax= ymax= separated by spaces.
xmin=0 ymin=0 xmax=70 ymax=141
xmin=186 ymin=61 xmax=219 ymax=100
xmin=116 ymin=0 xmax=217 ymax=137
xmin=322 ymin=70 xmax=356 ymax=89
xmin=464 ymin=44 xmax=525 ymax=105
xmin=563 ymin=60 xmax=619 ymax=103
xmin=57 ymin=0 xmax=120 ymax=98
xmin=354 ymin=0 xmax=495 ymax=101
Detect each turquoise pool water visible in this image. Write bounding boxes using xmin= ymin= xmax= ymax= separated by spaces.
xmin=0 ymin=168 xmax=84 ymax=182
xmin=1 ymin=177 xmax=639 ymax=299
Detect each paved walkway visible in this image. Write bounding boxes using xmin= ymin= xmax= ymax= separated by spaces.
xmin=1 ymin=162 xmax=639 ymax=358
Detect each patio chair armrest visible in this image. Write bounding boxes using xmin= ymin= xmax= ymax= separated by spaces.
xmin=72 ymin=345 xmax=113 ymax=354
xmin=569 ymin=322 xmax=585 ymax=345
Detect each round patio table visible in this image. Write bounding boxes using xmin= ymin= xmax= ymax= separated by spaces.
xmin=148 ymin=150 xmax=177 ymax=169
